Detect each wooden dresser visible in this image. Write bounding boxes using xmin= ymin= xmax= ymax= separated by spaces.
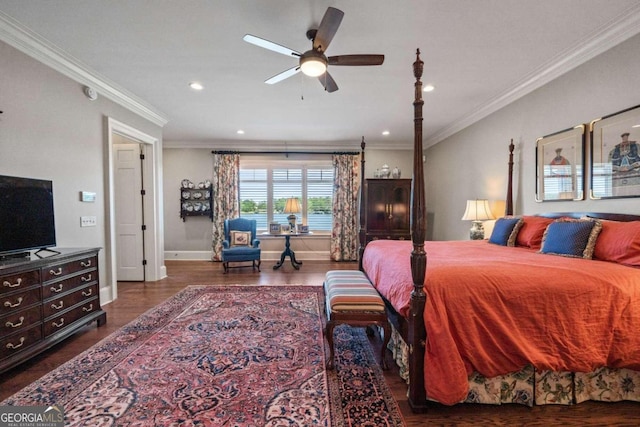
xmin=363 ymin=179 xmax=411 ymax=242
xmin=0 ymin=248 xmax=106 ymax=374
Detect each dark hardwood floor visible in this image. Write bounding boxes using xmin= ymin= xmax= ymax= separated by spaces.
xmin=1 ymin=260 xmax=638 ymax=426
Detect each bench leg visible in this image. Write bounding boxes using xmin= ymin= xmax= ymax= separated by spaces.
xmin=325 ymin=320 xmax=336 ymax=370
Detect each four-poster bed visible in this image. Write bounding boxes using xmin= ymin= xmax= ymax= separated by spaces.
xmin=358 ymin=50 xmax=640 ymax=411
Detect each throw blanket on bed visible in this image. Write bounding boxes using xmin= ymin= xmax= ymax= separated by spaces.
xmin=362 ymin=239 xmax=640 ymax=405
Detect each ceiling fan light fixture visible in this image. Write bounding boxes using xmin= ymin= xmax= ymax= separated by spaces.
xmin=300 ymin=52 xmax=327 ymax=77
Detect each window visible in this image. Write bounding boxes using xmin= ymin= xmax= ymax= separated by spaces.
xmin=239 ymin=158 xmax=334 ymax=232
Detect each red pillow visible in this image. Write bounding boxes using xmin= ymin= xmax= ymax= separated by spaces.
xmin=516 ymin=216 xmax=554 ymax=249
xmin=593 ymin=220 xmax=640 ymax=267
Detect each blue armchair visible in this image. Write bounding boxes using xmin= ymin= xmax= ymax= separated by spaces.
xmin=221 ymin=218 xmax=261 ymax=273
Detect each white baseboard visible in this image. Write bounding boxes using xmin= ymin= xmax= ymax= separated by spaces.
xmin=164 ymin=251 xmax=213 ymax=261
xmin=163 ymin=250 xmax=330 ymax=261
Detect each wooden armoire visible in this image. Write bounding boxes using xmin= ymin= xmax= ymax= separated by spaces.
xmin=363 ymin=179 xmax=411 ymax=243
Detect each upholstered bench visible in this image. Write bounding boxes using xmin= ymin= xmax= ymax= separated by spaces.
xmin=323 ymin=270 xmax=391 ymax=370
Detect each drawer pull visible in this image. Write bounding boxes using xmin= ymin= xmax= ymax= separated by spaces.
xmin=49 ymin=267 xmax=63 ymax=276
xmin=4 ymin=297 xmax=23 ymax=308
xmin=50 ymin=284 xmax=64 ymax=293
xmin=82 ymin=304 xmax=94 ymax=312
xmin=3 ymin=278 xmax=22 ymax=288
xmin=51 ymin=301 xmax=64 ymax=310
xmin=5 ymin=316 xmax=25 ymax=328
xmin=81 ymin=274 xmax=92 ymax=282
xmin=52 ymin=319 xmax=65 ymax=328
xmin=80 ymin=259 xmax=92 ymax=267
xmin=6 ymin=337 xmax=25 ymax=350
xmin=82 ymin=288 xmax=93 ymax=297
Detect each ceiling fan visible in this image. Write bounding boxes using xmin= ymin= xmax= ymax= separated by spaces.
xmin=243 ymin=7 xmax=384 ymax=93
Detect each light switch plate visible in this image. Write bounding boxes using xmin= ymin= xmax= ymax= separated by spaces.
xmin=80 ymin=216 xmax=97 ymax=227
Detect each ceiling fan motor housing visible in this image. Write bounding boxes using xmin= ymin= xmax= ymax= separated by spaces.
xmin=306 ymin=29 xmax=318 ymax=41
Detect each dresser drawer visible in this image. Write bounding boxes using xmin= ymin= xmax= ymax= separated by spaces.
xmin=43 ymin=297 xmax=98 ymax=337
xmin=43 ymin=270 xmax=97 ymax=299
xmin=42 ymin=256 xmax=98 ymax=282
xmin=0 ymin=324 xmax=42 ymax=360
xmin=43 ymin=284 xmax=98 ymax=318
xmin=1 ymin=270 xmax=41 ymax=296
xmin=1 ymin=287 xmax=41 ymax=315
xmin=0 ymin=305 xmax=42 ymax=336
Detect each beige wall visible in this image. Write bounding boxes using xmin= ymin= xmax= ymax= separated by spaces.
xmin=425 ymin=33 xmax=640 ymax=241
xmin=161 ymin=147 xmax=413 ymax=260
xmin=1 ymin=41 xmax=163 ymax=300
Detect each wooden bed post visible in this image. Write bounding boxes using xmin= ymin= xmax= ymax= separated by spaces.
xmin=358 ymin=136 xmax=366 ymax=270
xmin=408 ymin=49 xmax=428 ymax=411
xmin=506 ymin=138 xmax=514 ymax=216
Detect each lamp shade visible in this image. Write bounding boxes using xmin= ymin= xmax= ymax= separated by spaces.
xmin=284 ymin=197 xmax=301 ymax=214
xmin=461 ymin=199 xmax=495 ymax=221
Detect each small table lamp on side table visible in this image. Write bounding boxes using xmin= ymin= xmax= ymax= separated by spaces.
xmin=284 ymin=197 xmax=301 ymax=231
xmin=461 ymin=199 xmax=495 ymax=240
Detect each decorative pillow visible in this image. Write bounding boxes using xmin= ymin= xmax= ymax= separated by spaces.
xmin=516 ymin=216 xmax=554 ymax=249
xmin=488 ymin=217 xmax=523 ymax=246
xmin=230 ymin=230 xmax=251 ymax=246
xmin=593 ymin=219 xmax=640 ymax=267
xmin=540 ymin=218 xmax=602 ymax=259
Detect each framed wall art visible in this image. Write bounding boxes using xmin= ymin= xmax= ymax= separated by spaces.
xmin=590 ymin=104 xmax=640 ymax=199
xmin=535 ymin=125 xmax=585 ymax=202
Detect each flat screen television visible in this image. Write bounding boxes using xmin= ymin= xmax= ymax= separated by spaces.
xmin=0 ymin=175 xmax=56 ymax=258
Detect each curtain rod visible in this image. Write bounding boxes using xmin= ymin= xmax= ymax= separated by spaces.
xmin=211 ymin=150 xmax=360 ymax=155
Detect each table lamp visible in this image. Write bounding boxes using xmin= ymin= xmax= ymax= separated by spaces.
xmin=284 ymin=197 xmax=301 ymax=231
xmin=461 ymin=199 xmax=495 ymax=240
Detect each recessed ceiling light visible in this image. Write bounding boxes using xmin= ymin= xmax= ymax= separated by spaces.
xmin=189 ymin=82 xmax=204 ymax=90
xmin=423 ymin=84 xmax=435 ymax=92
xmin=382 ymin=130 xmax=390 ymax=136
xmin=237 ymin=130 xmax=245 ymax=135
xmin=632 ymin=124 xmax=640 ymax=128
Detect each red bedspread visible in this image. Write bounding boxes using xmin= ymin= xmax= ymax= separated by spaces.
xmin=362 ymin=239 xmax=640 ymax=405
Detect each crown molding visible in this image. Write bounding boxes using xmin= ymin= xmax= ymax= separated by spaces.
xmin=163 ymin=139 xmax=412 ymax=151
xmin=0 ymin=11 xmax=168 ymax=128
xmin=424 ymin=3 xmax=640 ymax=149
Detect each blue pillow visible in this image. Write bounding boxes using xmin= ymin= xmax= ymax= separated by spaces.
xmin=540 ymin=219 xmax=602 ymax=259
xmin=489 ymin=217 xmax=523 ymax=246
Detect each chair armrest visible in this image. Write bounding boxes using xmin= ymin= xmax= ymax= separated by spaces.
xmin=252 ymin=239 xmax=260 ymax=248
xmin=222 ymin=240 xmax=230 ymax=249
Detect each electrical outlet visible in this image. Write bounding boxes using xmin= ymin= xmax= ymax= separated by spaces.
xmin=80 ymin=216 xmax=97 ymax=227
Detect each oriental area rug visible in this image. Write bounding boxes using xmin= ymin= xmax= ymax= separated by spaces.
xmin=2 ymin=285 xmax=404 ymax=426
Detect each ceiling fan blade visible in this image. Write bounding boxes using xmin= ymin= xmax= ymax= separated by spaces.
xmin=318 ymin=72 xmax=338 ymax=93
xmin=313 ymin=7 xmax=344 ymax=52
xmin=243 ymin=34 xmax=301 ymax=57
xmin=328 ymin=55 xmax=385 ymax=66
xmin=265 ymin=66 xmax=301 ymax=84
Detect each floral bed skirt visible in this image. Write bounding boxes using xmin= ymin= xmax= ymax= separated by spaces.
xmin=387 ymin=327 xmax=640 ymax=406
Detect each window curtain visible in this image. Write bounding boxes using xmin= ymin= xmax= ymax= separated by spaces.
xmin=330 ymin=154 xmax=361 ymax=261
xmin=211 ymin=153 xmax=240 ymax=261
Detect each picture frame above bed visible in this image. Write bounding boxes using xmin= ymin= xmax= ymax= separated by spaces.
xmin=535 ymin=125 xmax=585 ymax=202
xmin=590 ymin=104 xmax=640 ymax=199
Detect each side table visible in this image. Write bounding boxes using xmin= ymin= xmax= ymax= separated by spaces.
xmin=262 ymin=232 xmax=312 ymax=270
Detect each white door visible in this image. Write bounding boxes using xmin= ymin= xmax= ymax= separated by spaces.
xmin=114 ymin=142 xmax=145 ymax=281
